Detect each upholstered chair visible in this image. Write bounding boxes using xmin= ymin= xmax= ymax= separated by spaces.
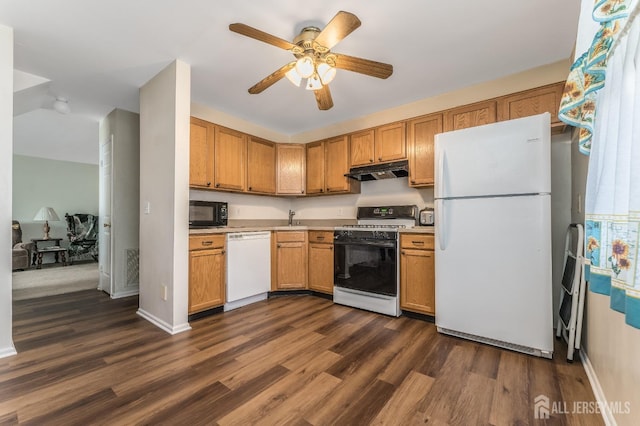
xmin=12 ymin=220 xmax=34 ymax=271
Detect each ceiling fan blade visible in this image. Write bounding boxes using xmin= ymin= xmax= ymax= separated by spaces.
xmin=314 ymin=11 xmax=361 ymax=49
xmin=314 ymin=85 xmax=334 ymax=110
xmin=229 ymin=23 xmax=298 ymax=51
xmin=333 ymin=53 xmax=393 ymax=79
xmin=248 ymin=62 xmax=296 ymax=94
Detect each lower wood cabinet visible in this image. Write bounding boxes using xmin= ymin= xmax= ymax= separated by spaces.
xmin=189 ymin=234 xmax=226 ymax=314
xmin=308 ymin=231 xmax=334 ymax=294
xmin=400 ymin=233 xmax=435 ymax=315
xmin=272 ymin=231 xmax=308 ymax=290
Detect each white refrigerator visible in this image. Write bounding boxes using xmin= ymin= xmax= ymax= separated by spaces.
xmin=434 ymin=112 xmax=553 ymax=358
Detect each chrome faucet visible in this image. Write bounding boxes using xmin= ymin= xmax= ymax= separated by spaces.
xmin=288 ymin=209 xmax=296 ymax=226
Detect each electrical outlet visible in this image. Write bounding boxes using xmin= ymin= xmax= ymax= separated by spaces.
xmin=338 ymin=208 xmax=344 ymax=217
xmin=144 ymin=201 xmax=151 ymax=215
xmin=235 ymin=207 xmax=240 ymax=216
xmin=161 ymin=284 xmax=168 ymax=301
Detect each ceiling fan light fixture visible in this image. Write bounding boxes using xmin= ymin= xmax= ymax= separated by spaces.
xmin=317 ymin=62 xmax=336 ymax=85
xmin=305 ymin=73 xmax=322 ymax=91
xmin=53 ymin=97 xmax=70 ymax=114
xmin=285 ymin=65 xmax=302 ymax=87
xmin=295 ymin=55 xmax=315 ymax=79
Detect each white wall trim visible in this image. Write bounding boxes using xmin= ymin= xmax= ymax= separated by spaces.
xmin=579 ymin=350 xmax=616 ymax=426
xmin=136 ymin=308 xmax=191 ymax=335
xmin=0 ymin=346 xmax=17 ymax=359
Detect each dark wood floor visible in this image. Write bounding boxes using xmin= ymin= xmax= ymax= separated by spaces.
xmin=1 ymin=290 xmax=602 ymax=425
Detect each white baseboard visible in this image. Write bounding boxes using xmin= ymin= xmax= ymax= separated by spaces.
xmin=136 ymin=308 xmax=191 ymax=335
xmin=580 ymin=350 xmax=616 ymax=426
xmin=0 ymin=345 xmax=17 ymax=359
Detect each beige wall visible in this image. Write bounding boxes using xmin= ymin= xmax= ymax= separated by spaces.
xmin=138 ymin=60 xmax=191 ymax=334
xmin=12 ymin=155 xmax=98 ymax=252
xmin=0 ymin=24 xmax=15 ymax=358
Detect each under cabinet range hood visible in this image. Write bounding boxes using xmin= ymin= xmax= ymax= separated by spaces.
xmin=344 ymin=160 xmax=409 ymax=181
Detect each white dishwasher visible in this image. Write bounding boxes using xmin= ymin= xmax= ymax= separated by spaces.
xmin=225 ymin=231 xmax=271 ymax=311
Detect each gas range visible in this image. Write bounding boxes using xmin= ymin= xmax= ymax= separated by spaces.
xmin=333 ymin=205 xmax=418 ymax=317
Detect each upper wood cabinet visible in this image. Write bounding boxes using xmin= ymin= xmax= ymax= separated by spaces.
xmin=277 ymin=144 xmax=306 ymax=195
xmin=189 ymin=117 xmax=215 ymax=189
xmin=325 ymin=135 xmax=356 ymax=194
xmin=443 ymin=100 xmax=497 ymax=132
xmin=306 ymin=141 xmax=325 ymax=195
xmin=375 ymin=122 xmax=406 ymax=163
xmin=214 ymin=126 xmax=246 ymax=191
xmin=350 ymin=122 xmax=406 ymax=167
xmin=307 ymin=136 xmax=359 ymax=196
xmin=350 ymin=129 xmax=375 ymax=166
xmin=496 ymin=81 xmax=565 ymax=133
xmin=247 ymin=136 xmax=276 ymax=194
xmin=408 ymin=113 xmax=443 ymax=187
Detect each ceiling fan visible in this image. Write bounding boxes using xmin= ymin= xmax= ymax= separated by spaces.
xmin=229 ymin=11 xmax=393 ymax=111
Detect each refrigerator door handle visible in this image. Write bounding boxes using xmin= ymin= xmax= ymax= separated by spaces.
xmin=436 ymin=199 xmax=447 ymax=250
xmin=436 ymin=150 xmax=446 ymax=199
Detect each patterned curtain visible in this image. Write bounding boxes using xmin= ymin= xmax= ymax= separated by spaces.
xmin=559 ymin=0 xmax=640 ymax=329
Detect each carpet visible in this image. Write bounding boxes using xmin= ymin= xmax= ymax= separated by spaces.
xmin=12 ymin=262 xmax=99 ymax=300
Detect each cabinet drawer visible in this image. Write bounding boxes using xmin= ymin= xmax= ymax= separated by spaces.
xmin=308 ymin=231 xmax=334 ymax=244
xmin=189 ymin=234 xmax=225 ymax=251
xmin=276 ymin=231 xmax=307 ymax=243
xmin=400 ymin=233 xmax=434 ymax=250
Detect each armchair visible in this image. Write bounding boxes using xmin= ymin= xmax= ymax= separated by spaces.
xmin=12 ymin=220 xmax=34 ymax=271
xmin=65 ymin=213 xmax=99 ymax=262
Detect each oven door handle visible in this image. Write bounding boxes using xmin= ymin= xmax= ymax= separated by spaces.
xmin=333 ymin=240 xmax=397 ymax=249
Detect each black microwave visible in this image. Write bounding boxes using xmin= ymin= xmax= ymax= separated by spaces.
xmin=189 ymin=201 xmax=228 ymax=228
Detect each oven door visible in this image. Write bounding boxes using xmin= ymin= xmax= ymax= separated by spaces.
xmin=333 ymin=239 xmax=398 ymax=296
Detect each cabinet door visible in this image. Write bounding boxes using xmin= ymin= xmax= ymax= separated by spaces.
xmin=408 ymin=114 xmax=442 ymax=187
xmin=214 ymin=126 xmax=246 ymax=191
xmin=443 ymin=100 xmax=497 ymax=132
xmin=496 ymin=82 xmax=565 ymax=131
xmin=400 ymin=248 xmax=435 ymax=315
xmin=189 ymin=248 xmax=225 ymax=314
xmin=350 ymin=129 xmax=375 ymax=167
xmin=306 ymin=141 xmax=325 ymax=194
xmin=189 ymin=117 xmax=214 ymax=188
xmin=277 ymin=144 xmax=306 ymax=195
xmin=325 ymin=135 xmax=354 ymax=194
xmin=308 ymin=243 xmax=334 ymax=294
xmin=247 ymin=136 xmax=276 ymax=194
xmin=375 ymin=122 xmax=406 ymax=163
xmin=276 ymin=241 xmax=307 ymax=289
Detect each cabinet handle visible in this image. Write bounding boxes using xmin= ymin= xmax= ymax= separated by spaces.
xmin=277 ymin=243 xmax=282 ymax=248
xmin=301 ymin=190 xmax=304 ymax=194
xmin=401 ymin=250 xmax=406 ymax=255
xmin=221 ymin=250 xmax=225 ymax=254
xmin=369 ymin=159 xmax=374 ymax=163
xmin=248 ymin=186 xmax=252 ymax=191
xmin=330 ymin=246 xmax=333 ymax=250
xmin=412 ymin=241 xmax=425 ymax=245
xmin=201 ymin=241 xmax=213 ymax=246
xmin=410 ymin=180 xmax=416 ymax=184
xmin=215 ymin=183 xmax=220 ymax=188
xmin=206 ymin=181 xmax=211 ymax=186
xmin=378 ymin=156 xmax=382 ymax=161
xmin=320 ymin=188 xmax=324 ymax=193
xmin=317 ymin=236 xmax=325 ymax=240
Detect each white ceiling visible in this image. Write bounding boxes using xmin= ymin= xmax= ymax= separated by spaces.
xmin=2 ymin=0 xmax=582 ymax=165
